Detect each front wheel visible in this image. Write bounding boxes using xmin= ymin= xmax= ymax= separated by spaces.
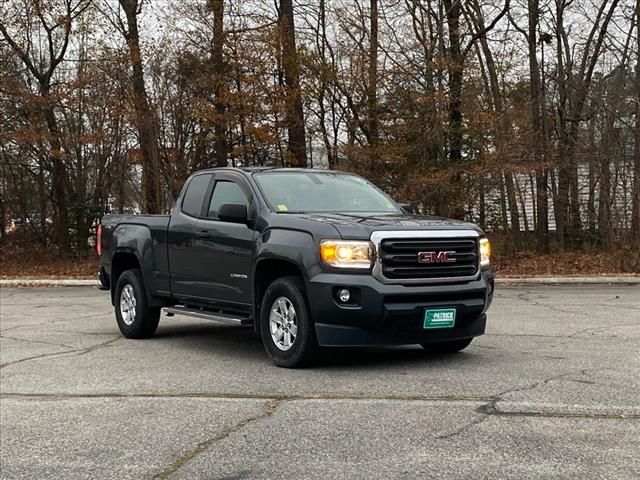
xmin=114 ymin=269 xmax=160 ymax=339
xmin=260 ymin=276 xmax=318 ymax=368
xmin=421 ymin=338 xmax=473 ymax=354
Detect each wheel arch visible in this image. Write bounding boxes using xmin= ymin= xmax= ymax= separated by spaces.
xmin=110 ymin=250 xmax=142 ymax=306
xmin=253 ymin=258 xmax=306 ymax=334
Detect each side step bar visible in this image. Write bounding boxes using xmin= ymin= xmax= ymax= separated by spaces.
xmin=163 ymin=306 xmax=252 ymax=327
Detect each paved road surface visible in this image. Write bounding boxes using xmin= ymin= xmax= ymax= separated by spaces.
xmin=1 ymin=285 xmax=639 ymax=479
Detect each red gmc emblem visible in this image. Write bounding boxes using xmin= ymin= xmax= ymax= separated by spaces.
xmin=417 ymin=251 xmax=457 ymax=264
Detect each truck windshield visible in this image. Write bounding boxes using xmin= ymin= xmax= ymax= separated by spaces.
xmin=253 ymin=171 xmax=401 ymax=214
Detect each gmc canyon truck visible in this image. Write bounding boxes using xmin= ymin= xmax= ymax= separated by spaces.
xmin=98 ymin=167 xmax=494 ymax=367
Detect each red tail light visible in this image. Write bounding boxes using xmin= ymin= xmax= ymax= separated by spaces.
xmin=97 ymin=224 xmax=102 ymax=256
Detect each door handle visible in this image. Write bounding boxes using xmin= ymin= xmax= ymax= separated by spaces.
xmin=196 ymin=230 xmax=210 ymax=238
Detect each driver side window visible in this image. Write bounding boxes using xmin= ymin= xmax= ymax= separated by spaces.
xmin=207 ymin=181 xmax=248 ymax=219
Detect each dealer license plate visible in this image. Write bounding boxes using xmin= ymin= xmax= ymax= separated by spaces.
xmin=423 ymin=308 xmax=456 ymax=329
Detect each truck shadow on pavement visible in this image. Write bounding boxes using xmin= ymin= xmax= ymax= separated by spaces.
xmin=317 ymin=347 xmax=474 ymax=369
xmin=151 ymin=323 xmax=476 ymax=369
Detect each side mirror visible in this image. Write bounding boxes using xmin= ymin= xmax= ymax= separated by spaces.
xmin=218 ymin=203 xmax=248 ymax=223
xmin=398 ymin=203 xmax=415 ymax=214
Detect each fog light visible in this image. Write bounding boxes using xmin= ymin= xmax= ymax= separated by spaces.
xmin=338 ymin=289 xmax=351 ymax=303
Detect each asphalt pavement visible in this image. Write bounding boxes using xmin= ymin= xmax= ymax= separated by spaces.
xmin=1 ymin=285 xmax=639 ymax=479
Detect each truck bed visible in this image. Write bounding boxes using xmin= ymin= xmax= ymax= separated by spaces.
xmin=100 ymin=214 xmax=172 ymax=300
xmin=101 ymin=214 xmax=171 ymax=230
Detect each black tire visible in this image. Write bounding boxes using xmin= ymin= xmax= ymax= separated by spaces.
xmin=421 ymin=338 xmax=473 ymax=354
xmin=114 ymin=269 xmax=160 ymax=339
xmin=259 ymin=276 xmax=318 ymax=368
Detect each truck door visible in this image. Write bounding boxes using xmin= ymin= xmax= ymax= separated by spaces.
xmin=193 ymin=173 xmax=256 ymax=309
xmin=168 ymin=172 xmax=214 ymax=301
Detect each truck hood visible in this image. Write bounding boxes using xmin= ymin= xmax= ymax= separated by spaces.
xmin=293 ymin=213 xmax=482 ymax=239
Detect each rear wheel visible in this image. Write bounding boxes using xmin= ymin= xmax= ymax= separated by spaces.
xmin=421 ymin=338 xmax=473 ymax=354
xmin=114 ymin=269 xmax=160 ymax=339
xmin=260 ymin=276 xmax=318 ymax=368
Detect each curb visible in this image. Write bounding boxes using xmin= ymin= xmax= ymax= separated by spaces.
xmin=495 ymin=276 xmax=640 ymax=285
xmin=1 ymin=279 xmax=99 ymax=287
xmin=2 ymin=277 xmax=639 ymax=287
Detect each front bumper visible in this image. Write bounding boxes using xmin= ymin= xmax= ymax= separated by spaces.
xmin=307 ymin=269 xmax=494 ymax=347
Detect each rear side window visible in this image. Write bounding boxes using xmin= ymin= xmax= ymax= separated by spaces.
xmin=181 ymin=174 xmax=212 ymax=217
xmin=207 ymin=181 xmax=248 ymax=219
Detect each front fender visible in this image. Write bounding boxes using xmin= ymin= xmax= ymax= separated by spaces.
xmin=254 ymin=228 xmax=321 ymax=283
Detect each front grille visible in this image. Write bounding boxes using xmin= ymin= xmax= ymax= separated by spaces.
xmin=379 ymin=238 xmax=478 ymax=280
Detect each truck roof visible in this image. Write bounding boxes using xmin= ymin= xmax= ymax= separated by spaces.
xmin=194 ymin=166 xmax=352 ymax=175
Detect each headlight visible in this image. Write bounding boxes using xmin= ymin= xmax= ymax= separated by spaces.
xmin=480 ymin=238 xmax=491 ymax=267
xmin=320 ymin=240 xmax=373 ymax=269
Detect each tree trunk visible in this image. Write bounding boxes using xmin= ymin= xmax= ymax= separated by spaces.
xmin=472 ymin=5 xmax=520 ymax=247
xmin=554 ymin=1 xmax=568 ymax=251
xmin=504 ymin=171 xmax=521 ymax=250
xmin=587 ymin=153 xmax=597 ymax=241
xmin=278 ymin=0 xmax=307 ymax=167
xmin=317 ymin=0 xmax=335 ymax=169
xmin=0 ymin=163 xmax=6 ymax=244
xmin=119 ymin=0 xmax=162 ymax=213
xmin=515 ymin=176 xmax=530 ymax=233
xmin=38 ymin=158 xmax=47 ymax=246
xmin=209 ymin=0 xmax=227 ymax=167
xmin=42 ymin=99 xmax=70 ymax=253
xmin=598 ymin=150 xmax=612 ymax=249
xmin=443 ymin=0 xmax=464 ymax=219
xmin=528 ymin=0 xmax=549 ymax=252
xmin=368 ymin=0 xmax=379 ymax=169
xmin=632 ymin=0 xmax=640 ymax=252
xmin=499 ymin=172 xmax=509 ymax=235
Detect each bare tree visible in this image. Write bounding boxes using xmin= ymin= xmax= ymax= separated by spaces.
xmin=0 ymin=0 xmax=92 ymax=252
xmin=116 ymin=0 xmax=162 ymax=213
xmin=278 ymin=0 xmax=307 ymax=167
xmin=209 ymin=0 xmax=227 ymax=167
xmin=554 ymin=0 xmax=621 ymax=249
xmin=368 ymin=0 xmax=379 ymax=168
xmin=1 ymin=0 xmax=638 ymax=270
xmin=440 ymin=0 xmax=509 ymax=218
xmin=632 ymin=0 xmax=640 ymax=253
xmin=527 ymin=0 xmax=549 ymax=251
xmin=468 ymin=0 xmax=520 ymax=249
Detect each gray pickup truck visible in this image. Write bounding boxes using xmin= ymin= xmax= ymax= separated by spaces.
xmin=98 ymin=167 xmax=494 ymax=367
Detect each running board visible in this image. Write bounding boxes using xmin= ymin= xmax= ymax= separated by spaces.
xmin=163 ymin=306 xmax=252 ymax=326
